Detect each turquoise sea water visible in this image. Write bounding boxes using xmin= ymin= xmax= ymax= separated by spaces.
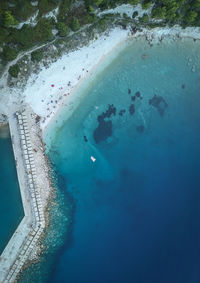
xmin=21 ymin=36 xmax=200 ymax=282
xmin=0 ymin=128 xmax=24 ymax=254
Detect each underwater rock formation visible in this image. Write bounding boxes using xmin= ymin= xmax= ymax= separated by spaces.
xmin=93 ymin=120 xmax=112 ymax=144
xmin=129 ymin=104 xmax=135 ymax=115
xmin=84 ymin=135 xmax=88 ymax=142
xmin=135 ymin=91 xmax=141 ymax=98
xmin=119 ymin=109 xmax=126 ymax=116
xmin=93 ymin=104 xmax=116 ymax=144
xmin=97 ymin=104 xmax=116 ymax=122
xmin=149 ymin=95 xmax=168 ymax=116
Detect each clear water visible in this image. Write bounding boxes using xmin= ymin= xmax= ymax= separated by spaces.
xmin=0 ymin=128 xmax=24 ymax=254
xmin=21 ymin=36 xmax=200 ymax=283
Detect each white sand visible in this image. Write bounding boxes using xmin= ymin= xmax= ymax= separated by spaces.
xmin=23 ymin=27 xmax=130 ymax=129
xmin=98 ymin=3 xmax=153 ymax=18
xmin=23 ymin=25 xmax=200 ymax=132
xmin=1 ymin=25 xmax=200 ymax=131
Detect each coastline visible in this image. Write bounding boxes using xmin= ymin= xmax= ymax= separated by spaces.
xmin=0 ymin=123 xmax=10 ymax=139
xmin=0 ymin=24 xmax=200 ymax=281
xmin=1 ymin=25 xmax=200 ymax=135
xmin=24 ymin=25 xmax=200 ymax=137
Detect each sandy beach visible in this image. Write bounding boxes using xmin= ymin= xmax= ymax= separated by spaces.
xmin=13 ymin=26 xmax=200 ymax=131
xmin=0 ymin=25 xmax=200 ymax=134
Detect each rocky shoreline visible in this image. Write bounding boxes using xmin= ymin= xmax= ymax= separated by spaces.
xmin=0 ymin=114 xmax=7 ymax=125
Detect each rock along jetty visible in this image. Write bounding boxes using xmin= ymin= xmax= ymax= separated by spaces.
xmin=0 ymin=108 xmax=52 ymax=283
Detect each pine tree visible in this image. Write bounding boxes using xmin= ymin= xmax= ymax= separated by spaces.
xmin=4 ymin=11 xmax=18 ymax=27
xmin=71 ymin=19 xmax=80 ymax=31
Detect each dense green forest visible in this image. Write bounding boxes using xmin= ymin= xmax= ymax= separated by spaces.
xmin=0 ymin=0 xmax=199 ymax=71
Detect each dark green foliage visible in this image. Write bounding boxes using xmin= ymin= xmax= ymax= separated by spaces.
xmin=88 ymin=5 xmax=95 ymax=13
xmin=164 ymin=1 xmax=179 ymax=20
xmin=71 ymin=19 xmax=80 ymax=31
xmin=4 ymin=11 xmax=18 ymax=27
xmin=38 ymin=0 xmax=49 ymax=15
xmin=58 ymin=0 xmax=72 ymax=21
xmin=132 ymin=11 xmax=139 ymax=18
xmin=9 ymin=64 xmax=20 ymax=77
xmin=184 ymin=10 xmax=198 ymax=23
xmin=84 ymin=0 xmax=104 ymax=8
xmin=83 ymin=13 xmax=97 ymax=24
xmin=38 ymin=0 xmax=60 ymax=16
xmin=11 ymin=24 xmax=36 ymax=49
xmin=139 ymin=13 xmax=149 ymax=23
xmin=152 ymin=6 xmax=166 ymax=18
xmin=0 ymin=28 xmax=9 ymax=42
xmin=49 ymin=0 xmax=60 ymax=3
xmin=94 ymin=0 xmax=104 ymax=6
xmin=31 ymin=50 xmax=43 ymax=62
xmin=9 ymin=18 xmax=54 ymax=50
xmin=128 ymin=0 xmax=140 ymax=4
xmin=14 ymin=0 xmax=37 ymax=21
xmin=0 ymin=0 xmax=200 ymax=66
xmin=56 ymin=22 xmax=70 ymax=36
xmin=150 ymin=0 xmax=199 ymax=24
xmin=192 ymin=0 xmax=200 ymax=8
xmin=194 ymin=13 xmax=200 ymax=26
xmin=142 ymin=0 xmax=151 ymax=9
xmin=3 ymin=46 xmax=17 ymax=61
xmin=176 ymin=0 xmax=186 ymax=4
xmin=97 ymin=18 xmax=108 ymax=31
xmin=34 ymin=18 xmax=54 ymax=42
xmin=123 ymin=13 xmax=129 ymax=19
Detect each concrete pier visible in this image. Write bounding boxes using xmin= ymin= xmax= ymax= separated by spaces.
xmin=0 ymin=109 xmax=50 ymax=282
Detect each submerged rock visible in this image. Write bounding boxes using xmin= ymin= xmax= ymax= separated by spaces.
xmin=149 ymin=94 xmax=168 ymax=117
xmin=119 ymin=109 xmax=126 ymax=116
xmin=136 ymin=125 xmax=144 ymax=133
xmin=129 ymin=104 xmax=135 ymax=115
xmin=135 ymin=91 xmax=141 ymax=98
xmin=93 ymin=120 xmax=112 ymax=144
xmin=97 ymin=104 xmax=116 ymax=122
xmin=84 ymin=136 xmax=88 ymax=142
xmin=93 ymin=104 xmax=116 ymax=143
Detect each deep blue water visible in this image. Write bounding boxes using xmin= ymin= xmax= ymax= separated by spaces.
xmin=0 ymin=128 xmax=24 ymax=254
xmin=21 ymin=36 xmax=200 ymax=283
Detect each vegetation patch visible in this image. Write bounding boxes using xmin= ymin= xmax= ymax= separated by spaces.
xmin=9 ymin=64 xmax=20 ymax=78
xmin=71 ymin=19 xmax=80 ymax=31
xmin=2 ymin=46 xmax=17 ymax=62
xmin=56 ymin=22 xmax=70 ymax=37
xmin=31 ymin=50 xmax=44 ymax=62
xmin=0 ymin=0 xmax=200 ymax=70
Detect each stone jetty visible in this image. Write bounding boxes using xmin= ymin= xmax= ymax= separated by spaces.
xmin=0 ymin=108 xmax=52 ymax=282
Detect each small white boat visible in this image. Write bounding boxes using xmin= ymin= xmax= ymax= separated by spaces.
xmin=90 ymin=156 xmax=96 ymax=162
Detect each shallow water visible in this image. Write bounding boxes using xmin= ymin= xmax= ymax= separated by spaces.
xmin=0 ymin=128 xmax=24 ymax=254
xmin=21 ymin=36 xmax=200 ymax=282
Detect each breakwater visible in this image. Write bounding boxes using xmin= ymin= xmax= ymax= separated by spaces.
xmin=0 ymin=109 xmax=51 ymax=282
